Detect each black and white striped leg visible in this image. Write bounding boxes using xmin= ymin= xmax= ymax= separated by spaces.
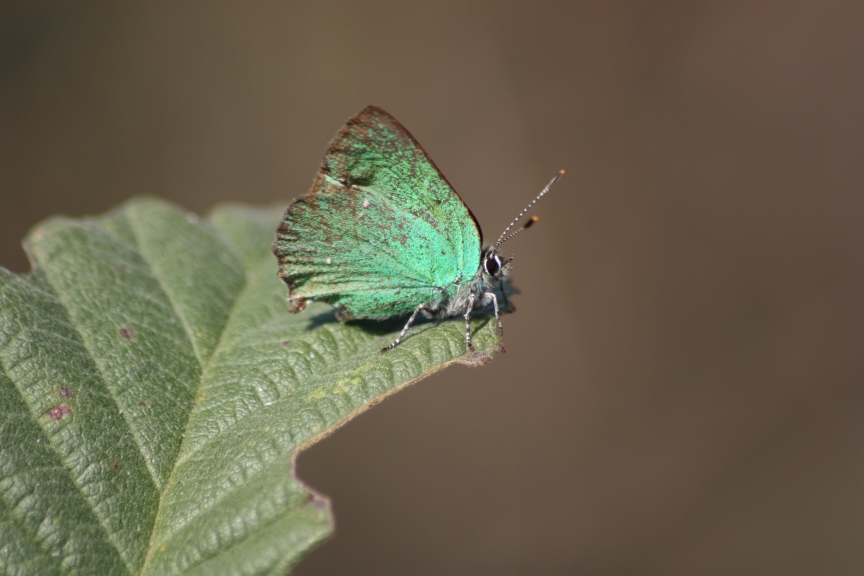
xmin=381 ymin=304 xmax=425 ymax=353
xmin=489 ymin=291 xmax=503 ymax=338
xmin=464 ymin=293 xmax=476 ymax=352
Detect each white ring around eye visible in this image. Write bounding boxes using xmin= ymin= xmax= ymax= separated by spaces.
xmin=484 ymin=253 xmax=502 ymax=276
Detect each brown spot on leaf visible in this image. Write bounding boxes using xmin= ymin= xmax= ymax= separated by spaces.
xmin=47 ymin=405 xmax=71 ymax=420
xmin=120 ymin=327 xmax=134 ymax=339
xmin=111 ymin=461 xmax=122 ymax=470
xmin=139 ymin=400 xmax=148 ymax=407
xmin=114 ymin=266 xmax=126 ymax=275
xmin=281 ymin=339 xmax=292 ymax=348
xmin=59 ymin=387 xmax=73 ymax=399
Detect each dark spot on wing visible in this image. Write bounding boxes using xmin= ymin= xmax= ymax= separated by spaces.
xmin=344 ymin=174 xmax=374 ymax=187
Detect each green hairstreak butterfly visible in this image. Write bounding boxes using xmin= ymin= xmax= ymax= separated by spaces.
xmin=273 ymin=106 xmax=563 ymax=353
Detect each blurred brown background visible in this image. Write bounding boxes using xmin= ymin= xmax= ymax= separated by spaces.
xmin=2 ymin=2 xmax=862 ymax=575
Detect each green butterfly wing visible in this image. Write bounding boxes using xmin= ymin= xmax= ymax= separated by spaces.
xmin=274 ymin=106 xmax=482 ymax=318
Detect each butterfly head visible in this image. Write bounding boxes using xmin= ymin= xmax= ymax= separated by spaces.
xmin=481 ymin=247 xmax=510 ymax=281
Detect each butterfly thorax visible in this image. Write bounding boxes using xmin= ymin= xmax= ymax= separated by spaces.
xmin=440 ymin=246 xmax=509 ymax=317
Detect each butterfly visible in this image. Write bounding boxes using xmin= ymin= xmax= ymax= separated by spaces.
xmin=273 ymin=106 xmax=562 ymax=353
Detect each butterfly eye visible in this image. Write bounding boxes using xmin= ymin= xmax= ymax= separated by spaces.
xmin=483 ymin=254 xmax=502 ymax=276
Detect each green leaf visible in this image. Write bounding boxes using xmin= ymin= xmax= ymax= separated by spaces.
xmin=0 ymin=198 xmax=502 ymax=575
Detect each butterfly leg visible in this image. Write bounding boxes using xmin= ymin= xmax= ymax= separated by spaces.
xmin=381 ymin=304 xmax=425 ymax=353
xmin=480 ymin=290 xmax=506 ymax=353
xmin=464 ymin=293 xmax=476 ymax=352
xmin=488 ymin=290 xmax=503 ymax=339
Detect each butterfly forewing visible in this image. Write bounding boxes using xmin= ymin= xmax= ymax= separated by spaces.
xmin=274 ymin=106 xmax=482 ymax=318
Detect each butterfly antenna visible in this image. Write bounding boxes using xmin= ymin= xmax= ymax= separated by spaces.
xmin=497 ymin=215 xmax=538 ymax=245
xmin=495 ymin=170 xmax=564 ymax=248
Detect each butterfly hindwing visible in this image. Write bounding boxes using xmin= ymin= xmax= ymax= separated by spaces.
xmin=274 ymin=106 xmax=482 ymax=318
